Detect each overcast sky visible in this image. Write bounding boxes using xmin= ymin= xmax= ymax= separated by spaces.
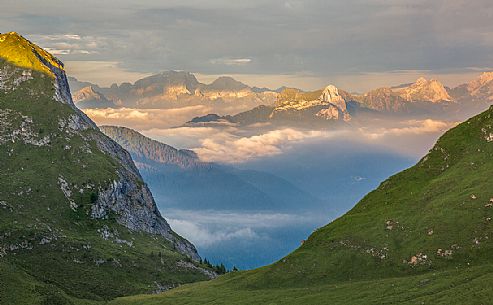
xmin=1 ymin=0 xmax=493 ymax=91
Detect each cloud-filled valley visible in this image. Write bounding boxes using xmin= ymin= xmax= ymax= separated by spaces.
xmin=84 ymin=106 xmax=456 ymax=163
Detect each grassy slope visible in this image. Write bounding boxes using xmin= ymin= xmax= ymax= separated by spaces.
xmin=0 ymin=58 xmax=211 ymax=305
xmin=112 ymin=106 xmax=493 ymax=304
xmin=111 ymin=265 xmax=493 ymax=305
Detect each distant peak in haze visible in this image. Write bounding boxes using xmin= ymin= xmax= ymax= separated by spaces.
xmin=468 ymin=72 xmax=493 ymax=95
xmin=72 ymin=85 xmax=116 ymax=109
xmin=206 ymin=76 xmax=249 ymax=91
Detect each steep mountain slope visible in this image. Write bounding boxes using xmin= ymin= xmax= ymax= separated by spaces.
xmin=0 ymin=32 xmax=214 ymax=304
xmin=113 ymin=105 xmax=493 ymax=304
xmin=100 ymin=126 xmax=200 ymax=169
xmin=100 ymin=126 xmax=322 ymax=212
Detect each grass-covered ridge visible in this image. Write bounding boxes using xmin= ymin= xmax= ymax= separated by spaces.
xmin=113 ymin=106 xmax=493 ymax=304
xmin=0 ymin=32 xmax=64 ymax=77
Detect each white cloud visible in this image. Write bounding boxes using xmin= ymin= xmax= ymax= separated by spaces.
xmin=359 ymin=119 xmax=457 ymax=139
xmin=194 ymin=128 xmax=329 ymax=163
xmin=188 ymin=119 xmax=456 ymax=163
xmin=210 ymin=58 xmax=253 ymax=66
xmin=29 ymin=34 xmax=104 ymax=57
xmin=167 ymin=219 xmax=259 ymax=247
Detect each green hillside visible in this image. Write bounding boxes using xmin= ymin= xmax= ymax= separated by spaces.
xmin=0 ymin=32 xmax=214 ymax=305
xmin=111 ymin=106 xmax=493 ymax=304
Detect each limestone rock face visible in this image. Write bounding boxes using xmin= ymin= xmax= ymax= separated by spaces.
xmin=320 ymin=85 xmax=347 ymax=112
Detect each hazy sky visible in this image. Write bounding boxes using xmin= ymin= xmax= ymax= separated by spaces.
xmin=1 ymin=0 xmax=493 ymax=91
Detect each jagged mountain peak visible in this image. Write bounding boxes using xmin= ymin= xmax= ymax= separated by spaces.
xmin=320 ymin=84 xmax=340 ymax=99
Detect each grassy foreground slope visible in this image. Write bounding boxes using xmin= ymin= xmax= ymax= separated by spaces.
xmin=113 ymin=106 xmax=493 ymax=304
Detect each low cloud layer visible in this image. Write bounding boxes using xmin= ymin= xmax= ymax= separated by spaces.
xmin=83 ymin=105 xmax=457 ymax=163
xmin=359 ymin=119 xmax=457 ymax=139
xmin=84 ymin=106 xmax=212 ymax=129
xmin=188 ymin=119 xmax=455 ymax=163
xmin=195 ymin=128 xmax=328 ymax=163
xmin=165 ymin=209 xmax=317 ymax=248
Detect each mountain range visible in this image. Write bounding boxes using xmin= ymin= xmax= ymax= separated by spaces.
xmin=0 ymin=32 xmax=215 ymax=304
xmin=68 ymin=72 xmax=278 ymax=110
xmin=70 ymin=70 xmax=493 ymax=128
xmin=187 ymin=73 xmax=493 ymax=127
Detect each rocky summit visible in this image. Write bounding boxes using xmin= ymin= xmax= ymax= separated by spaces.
xmin=0 ymin=32 xmax=215 ymax=304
